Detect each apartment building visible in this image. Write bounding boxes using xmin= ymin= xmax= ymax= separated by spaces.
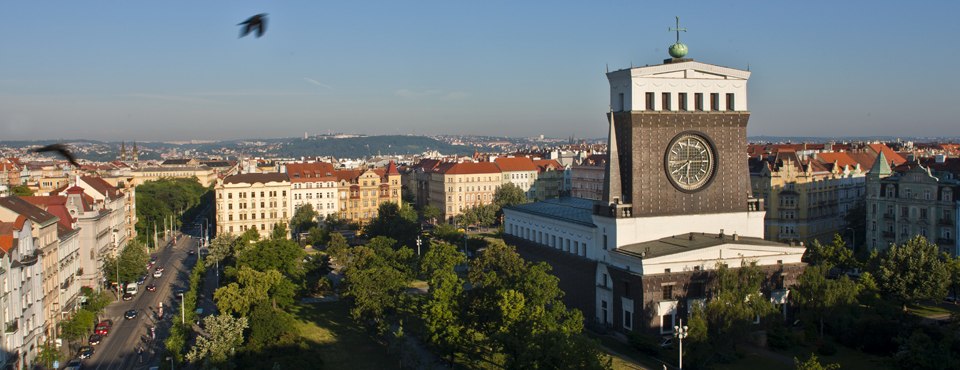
xmin=285 ymin=162 xmax=340 ymax=220
xmin=215 ymin=173 xmax=291 ymax=237
xmin=865 ymin=153 xmax=960 ymax=256
xmin=428 ymin=162 xmax=502 ymax=222
xmin=334 ymin=161 xmax=402 ymax=223
xmin=494 ymin=157 xmax=539 ymax=199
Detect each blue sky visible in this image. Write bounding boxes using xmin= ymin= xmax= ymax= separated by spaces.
xmin=1 ymin=1 xmax=958 ymax=141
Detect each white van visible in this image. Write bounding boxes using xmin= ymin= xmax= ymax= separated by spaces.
xmin=125 ymin=282 xmax=138 ymax=295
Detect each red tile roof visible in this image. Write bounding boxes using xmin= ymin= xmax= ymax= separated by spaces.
xmin=437 ymin=161 xmax=501 ymax=175
xmin=21 ymin=196 xmax=75 ymax=231
xmin=0 ymin=222 xmax=14 ymax=254
xmin=0 ymin=196 xmax=59 ymax=226
xmin=494 ymin=157 xmax=538 ymax=172
xmin=533 ymin=159 xmax=563 ymax=172
xmin=81 ymin=176 xmax=123 ymax=200
xmin=816 ymin=152 xmax=859 ymax=169
xmin=385 ymin=161 xmax=400 ymax=176
xmin=867 ymin=144 xmax=907 ymax=166
xmin=285 ymin=162 xmax=336 ymax=182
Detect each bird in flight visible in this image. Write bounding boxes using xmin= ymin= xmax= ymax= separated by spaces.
xmin=238 ymin=14 xmax=268 ymax=38
xmin=31 ymin=143 xmax=80 ymax=168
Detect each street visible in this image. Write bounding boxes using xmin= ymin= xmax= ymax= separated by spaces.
xmin=81 ymin=231 xmax=200 ymax=370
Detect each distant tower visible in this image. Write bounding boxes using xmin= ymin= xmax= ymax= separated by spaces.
xmin=132 ymin=142 xmax=139 ymax=163
xmin=120 ymin=141 xmax=127 ymax=161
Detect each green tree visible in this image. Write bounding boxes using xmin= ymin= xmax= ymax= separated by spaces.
xmin=421 ymin=204 xmax=442 ymax=224
xmin=271 ymin=222 xmax=288 ymax=240
xmin=60 ymin=309 xmax=96 ymax=347
xmin=422 ymin=269 xmax=464 ymax=364
xmin=104 ymin=240 xmax=149 ymax=286
xmin=874 ymin=236 xmax=950 ymax=309
xmin=37 ymin=342 xmax=60 ymax=369
xmin=342 ymin=263 xmax=408 ymax=332
xmin=793 ymin=264 xmax=860 ymax=338
xmin=947 ymin=256 xmax=960 ymax=302
xmin=795 ymin=353 xmax=840 ymax=370
xmin=326 ymin=232 xmax=350 ymax=262
xmin=494 ymin=182 xmax=528 ymax=210
xmin=305 ymin=226 xmax=327 ymax=247
xmin=186 ymin=315 xmax=248 ymax=368
xmin=214 ymin=267 xmax=295 ymax=317
xmin=420 ymin=241 xmax=466 ymax=280
xmin=236 ymin=237 xmax=305 ymax=279
xmin=703 ymin=261 xmax=778 ymax=353
xmin=289 ymin=204 xmax=319 ymax=237
xmin=365 ymin=202 xmax=419 ymax=247
xmin=843 ymin=200 xmax=867 ymax=257
xmin=247 ymin=302 xmax=299 ymax=351
xmin=135 ymin=177 xmax=208 ymax=245
xmin=432 ymin=223 xmax=464 ymax=245
xmin=10 ymin=185 xmax=33 ymax=196
xmin=206 ymin=234 xmax=236 ymax=268
xmin=805 ymin=234 xmax=857 ymax=271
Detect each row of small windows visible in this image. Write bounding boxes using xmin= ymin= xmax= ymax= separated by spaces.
xmin=222 ymin=190 xmax=287 ymax=199
xmin=617 ymin=92 xmax=736 ymax=112
xmin=508 ymin=223 xmax=587 ymax=257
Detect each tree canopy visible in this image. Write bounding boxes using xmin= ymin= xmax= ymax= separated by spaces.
xmin=494 ymin=182 xmax=528 ymax=210
xmin=186 ymin=315 xmax=248 ymax=367
xmin=874 ymin=236 xmax=950 ymax=306
xmin=135 ymin=177 xmax=208 ymax=245
xmin=364 ymin=202 xmax=419 ymax=247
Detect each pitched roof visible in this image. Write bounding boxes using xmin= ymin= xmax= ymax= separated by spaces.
xmin=222 ymin=173 xmax=290 ymax=185
xmin=81 ymin=176 xmax=123 ymax=200
xmin=616 ymin=232 xmax=798 ymax=260
xmin=385 ymin=161 xmax=400 ymax=176
xmin=0 ymin=196 xmax=59 ymax=226
xmin=436 ymin=161 xmax=501 ymax=175
xmin=867 ymin=144 xmax=907 ymax=166
xmin=285 ymin=162 xmax=336 ymax=182
xmin=533 ymin=159 xmax=562 ymax=172
xmin=494 ymin=157 xmax=538 ymax=172
xmin=0 ymin=222 xmax=14 ymax=254
xmin=21 ymin=196 xmax=75 ymax=230
xmin=816 ymin=152 xmax=859 ymax=169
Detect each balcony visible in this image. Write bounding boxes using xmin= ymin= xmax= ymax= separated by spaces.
xmin=18 ymin=250 xmax=40 ymax=267
xmin=5 ymin=320 xmax=17 ymax=334
xmin=937 ymin=238 xmax=956 ymax=245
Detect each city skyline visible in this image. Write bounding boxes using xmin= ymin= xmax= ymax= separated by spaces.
xmin=2 ymin=1 xmax=959 ymax=141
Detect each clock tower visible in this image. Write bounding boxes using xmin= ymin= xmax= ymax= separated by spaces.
xmin=601 ymin=32 xmax=752 ymax=218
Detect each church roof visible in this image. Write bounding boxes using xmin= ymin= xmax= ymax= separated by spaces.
xmin=616 ymin=232 xmax=798 ymax=260
xmin=504 ymin=197 xmax=596 ymax=227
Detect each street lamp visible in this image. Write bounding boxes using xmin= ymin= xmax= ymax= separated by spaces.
xmin=416 ymin=236 xmax=422 ymax=256
xmin=167 ymin=356 xmax=174 ymax=370
xmin=674 ymin=319 xmax=689 ymax=370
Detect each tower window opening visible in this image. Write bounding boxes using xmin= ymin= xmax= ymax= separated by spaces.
xmin=645 ymin=92 xmax=655 ymax=111
xmin=661 ymin=92 xmax=672 ymax=111
xmin=710 ymin=93 xmax=720 ymax=111
xmin=678 ymin=93 xmax=688 ymax=111
xmin=726 ymin=93 xmax=735 ymax=111
xmin=694 ymin=93 xmax=704 ymax=111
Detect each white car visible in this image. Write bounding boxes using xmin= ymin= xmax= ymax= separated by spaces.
xmin=153 ymin=270 xmax=163 ymax=278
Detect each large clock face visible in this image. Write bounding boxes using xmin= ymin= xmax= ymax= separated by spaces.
xmin=665 ymin=133 xmax=715 ymax=192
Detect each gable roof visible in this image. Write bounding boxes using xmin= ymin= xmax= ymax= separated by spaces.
xmin=0 ymin=196 xmax=59 ymax=227
xmin=533 ymin=159 xmax=563 ymax=172
xmin=437 ymin=162 xmax=501 ymax=175
xmin=21 ymin=196 xmax=75 ymax=231
xmin=285 ymin=162 xmax=336 ymax=182
xmin=494 ymin=157 xmax=538 ymax=172
xmin=81 ymin=176 xmax=123 ymax=200
xmin=867 ymin=144 xmax=907 ymax=166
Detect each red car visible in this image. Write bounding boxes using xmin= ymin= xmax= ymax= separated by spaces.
xmin=146 ymin=284 xmax=157 ymax=292
xmin=95 ymin=320 xmax=113 ymax=336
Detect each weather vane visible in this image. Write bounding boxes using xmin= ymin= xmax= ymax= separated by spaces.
xmin=667 ymin=16 xmax=689 ymax=59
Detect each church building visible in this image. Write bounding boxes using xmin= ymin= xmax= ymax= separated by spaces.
xmin=503 ymin=23 xmax=806 ymax=335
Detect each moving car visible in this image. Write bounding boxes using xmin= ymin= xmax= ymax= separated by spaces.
xmin=155 ymin=267 xmax=165 ymax=273
xmin=94 ymin=320 xmax=112 ymax=336
xmin=88 ymin=334 xmax=102 ymax=346
xmin=78 ymin=346 xmax=94 ymax=359
xmin=122 ymin=292 xmax=134 ymax=301
xmin=146 ymin=284 xmax=157 ymax=292
xmin=124 ymin=309 xmax=138 ymax=320
xmin=153 ymin=270 xmax=163 ymax=278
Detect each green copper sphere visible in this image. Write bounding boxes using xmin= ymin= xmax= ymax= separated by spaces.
xmin=669 ymin=42 xmax=688 ymax=58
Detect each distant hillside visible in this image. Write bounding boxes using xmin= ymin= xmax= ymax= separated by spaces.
xmin=276 ymin=135 xmax=478 ymax=158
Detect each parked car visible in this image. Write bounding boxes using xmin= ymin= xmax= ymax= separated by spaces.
xmin=88 ymin=334 xmax=102 ymax=346
xmin=125 ymin=309 xmax=138 ymax=320
xmin=122 ymin=292 xmax=134 ymax=301
xmin=146 ymin=284 xmax=157 ymax=292
xmin=153 ymin=270 xmax=163 ymax=278
xmin=78 ymin=346 xmax=94 ymax=359
xmin=64 ymin=359 xmax=84 ymax=370
xmin=95 ymin=320 xmax=112 ymax=336
xmin=156 ymin=267 xmax=164 ymax=273
xmin=136 ymin=275 xmax=147 ymax=285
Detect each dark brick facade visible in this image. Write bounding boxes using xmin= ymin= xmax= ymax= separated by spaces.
xmin=611 ymin=111 xmax=750 ymax=217
xmin=606 ymin=262 xmax=805 ymax=334
xmin=507 ymin=235 xmax=598 ymax=320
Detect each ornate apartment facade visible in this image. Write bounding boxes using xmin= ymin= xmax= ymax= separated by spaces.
xmin=215 ymin=173 xmax=291 ymax=237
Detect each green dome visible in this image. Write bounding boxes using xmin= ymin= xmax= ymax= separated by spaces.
xmin=668 ymin=42 xmax=688 ymax=58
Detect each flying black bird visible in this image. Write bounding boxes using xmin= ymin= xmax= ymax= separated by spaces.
xmin=31 ymin=143 xmax=80 ymax=167
xmin=238 ymin=14 xmax=268 ymax=38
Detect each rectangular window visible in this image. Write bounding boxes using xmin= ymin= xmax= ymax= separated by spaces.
xmin=661 ymin=92 xmax=671 ymax=111
xmin=710 ymin=93 xmax=720 ymax=111
xmin=624 ymin=310 xmax=632 ymax=330
xmin=726 ymin=93 xmax=735 ymax=110
xmin=662 ymin=285 xmax=673 ymax=300
xmin=645 ymin=92 xmax=655 ymax=110
xmin=618 ymin=93 xmax=625 ymax=111
xmin=694 ymin=93 xmax=704 ymax=111
xmin=678 ymin=93 xmax=688 ymax=111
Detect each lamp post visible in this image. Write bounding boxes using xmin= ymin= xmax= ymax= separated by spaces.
xmin=180 ymin=292 xmax=185 ymax=325
xmin=167 ymin=356 xmax=174 ymax=370
xmin=674 ymin=319 xmax=689 ymax=370
xmin=416 ymin=236 xmax=422 ymax=256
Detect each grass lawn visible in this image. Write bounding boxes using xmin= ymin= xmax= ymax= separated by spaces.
xmin=716 ymin=342 xmax=894 ymax=370
xmin=907 ymin=301 xmax=960 ymax=318
xmin=290 ymin=300 xmax=400 ymax=369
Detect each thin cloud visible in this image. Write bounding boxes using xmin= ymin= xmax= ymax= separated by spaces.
xmin=189 ymin=90 xmax=316 ymax=97
xmin=304 ymin=78 xmax=334 ymax=90
xmin=124 ymin=93 xmax=223 ymax=104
